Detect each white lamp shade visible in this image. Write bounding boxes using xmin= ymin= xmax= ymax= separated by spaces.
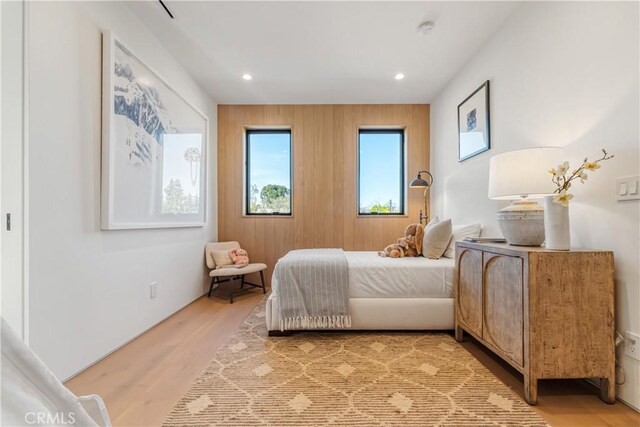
xmin=488 ymin=147 xmax=563 ymax=200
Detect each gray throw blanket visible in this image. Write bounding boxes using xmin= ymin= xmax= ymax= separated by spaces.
xmin=275 ymin=249 xmax=351 ymax=331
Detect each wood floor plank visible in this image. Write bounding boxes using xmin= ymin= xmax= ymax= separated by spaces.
xmin=65 ymin=292 xmax=639 ymax=427
xmin=65 ymin=292 xmax=265 ymax=427
xmin=459 ymin=337 xmax=640 ymax=427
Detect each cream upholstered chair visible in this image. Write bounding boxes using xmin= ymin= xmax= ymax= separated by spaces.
xmin=205 ymin=241 xmax=267 ymax=303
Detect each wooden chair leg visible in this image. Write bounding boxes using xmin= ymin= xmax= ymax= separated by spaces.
xmin=260 ymin=270 xmax=266 ymax=294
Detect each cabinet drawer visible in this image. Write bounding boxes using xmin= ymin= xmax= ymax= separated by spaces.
xmin=482 ymin=253 xmax=524 ymax=367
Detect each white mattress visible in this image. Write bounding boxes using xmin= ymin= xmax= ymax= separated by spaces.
xmin=271 ymin=251 xmax=455 ymax=299
xmin=346 ymin=251 xmax=454 ymax=298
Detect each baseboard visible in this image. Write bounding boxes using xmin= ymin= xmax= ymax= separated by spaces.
xmin=617 ymin=395 xmax=640 ymax=413
xmin=62 ymin=291 xmax=208 ymax=384
xmin=586 ymin=378 xmax=640 ymax=413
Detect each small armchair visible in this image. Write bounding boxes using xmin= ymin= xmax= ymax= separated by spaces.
xmin=205 ymin=241 xmax=267 ymax=303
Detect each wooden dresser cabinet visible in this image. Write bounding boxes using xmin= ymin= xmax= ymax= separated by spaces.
xmin=454 ymin=241 xmax=615 ymax=405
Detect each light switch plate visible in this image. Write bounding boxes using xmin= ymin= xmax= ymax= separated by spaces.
xmin=617 ymin=176 xmax=640 ymax=201
xmin=619 ymin=182 xmax=628 ymax=196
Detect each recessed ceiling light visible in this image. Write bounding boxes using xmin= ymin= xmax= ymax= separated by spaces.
xmin=395 ymin=73 xmax=405 ymax=80
xmin=242 ymin=74 xmax=252 ymax=80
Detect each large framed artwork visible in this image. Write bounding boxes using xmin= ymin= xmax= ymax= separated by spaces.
xmin=101 ymin=31 xmax=208 ymax=229
xmin=458 ymin=80 xmax=490 ymax=162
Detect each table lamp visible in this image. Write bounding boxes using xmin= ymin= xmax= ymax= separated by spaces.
xmin=488 ymin=147 xmax=562 ymax=246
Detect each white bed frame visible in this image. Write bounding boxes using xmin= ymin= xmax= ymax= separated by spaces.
xmin=266 ymin=295 xmax=454 ymax=335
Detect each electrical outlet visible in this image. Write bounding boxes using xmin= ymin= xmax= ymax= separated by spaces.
xmin=625 ymin=331 xmax=640 ymax=361
xmin=150 ymin=282 xmax=158 ymax=299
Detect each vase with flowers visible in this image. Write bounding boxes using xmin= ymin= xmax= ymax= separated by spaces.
xmin=545 ymin=149 xmax=614 ymax=250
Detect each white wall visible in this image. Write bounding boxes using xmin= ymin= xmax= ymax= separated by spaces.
xmin=1 ymin=0 xmax=27 ymax=339
xmin=430 ymin=2 xmax=639 ymax=409
xmin=28 ymin=1 xmax=217 ymax=380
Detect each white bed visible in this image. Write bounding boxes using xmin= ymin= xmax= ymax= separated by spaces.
xmin=266 ymin=251 xmax=455 ymax=333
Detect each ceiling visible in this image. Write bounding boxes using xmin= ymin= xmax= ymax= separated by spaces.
xmin=128 ymin=1 xmax=521 ymax=104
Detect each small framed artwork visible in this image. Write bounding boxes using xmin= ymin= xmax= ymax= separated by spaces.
xmin=458 ymin=80 xmax=490 ymax=162
xmin=101 ymin=31 xmax=208 ymax=229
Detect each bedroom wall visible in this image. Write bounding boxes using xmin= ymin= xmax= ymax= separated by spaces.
xmin=430 ymin=2 xmax=639 ymax=409
xmin=1 ymin=0 xmax=27 ymax=339
xmin=218 ymin=104 xmax=429 ymax=284
xmin=28 ymin=1 xmax=217 ymax=380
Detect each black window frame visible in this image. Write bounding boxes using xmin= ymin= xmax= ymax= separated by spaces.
xmin=357 ymin=129 xmax=406 ymax=216
xmin=245 ymin=129 xmax=293 ymax=216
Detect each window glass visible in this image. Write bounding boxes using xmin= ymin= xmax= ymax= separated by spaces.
xmin=358 ymin=129 xmax=404 ymax=215
xmin=246 ymin=130 xmax=292 ymax=215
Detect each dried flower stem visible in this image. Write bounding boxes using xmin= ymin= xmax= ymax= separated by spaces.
xmin=551 ymin=149 xmax=614 ymax=194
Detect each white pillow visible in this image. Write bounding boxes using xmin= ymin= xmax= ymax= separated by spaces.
xmin=443 ymin=223 xmax=481 ymax=259
xmin=422 ymin=217 xmax=453 ymax=259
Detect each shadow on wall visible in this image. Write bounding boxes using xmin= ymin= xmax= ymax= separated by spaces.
xmin=562 ymin=87 xmax=639 ymax=244
xmin=442 ymin=158 xmax=506 ymax=236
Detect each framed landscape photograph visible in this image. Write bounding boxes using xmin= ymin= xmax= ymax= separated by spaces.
xmin=458 ymin=80 xmax=490 ymax=162
xmin=101 ymin=31 xmax=208 ymax=230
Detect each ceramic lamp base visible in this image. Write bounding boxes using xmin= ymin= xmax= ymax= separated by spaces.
xmin=496 ymin=200 xmax=545 ymax=247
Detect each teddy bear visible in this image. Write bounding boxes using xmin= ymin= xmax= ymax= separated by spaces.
xmin=229 ymin=248 xmax=249 ymax=267
xmin=397 ymin=236 xmax=413 ymax=256
xmin=378 ymin=223 xmax=424 ymax=258
xmin=378 ymin=239 xmax=408 ymax=258
xmin=402 ymin=223 xmax=424 ymax=257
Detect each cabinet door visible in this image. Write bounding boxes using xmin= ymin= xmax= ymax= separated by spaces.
xmin=483 ymin=253 xmax=524 ymax=367
xmin=456 ymin=248 xmax=483 ymax=336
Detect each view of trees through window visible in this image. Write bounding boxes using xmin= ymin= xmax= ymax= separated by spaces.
xmin=358 ymin=129 xmax=404 ymax=215
xmin=246 ymin=130 xmax=292 ymax=215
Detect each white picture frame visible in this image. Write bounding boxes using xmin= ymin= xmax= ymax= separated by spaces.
xmin=101 ymin=31 xmax=208 ymax=230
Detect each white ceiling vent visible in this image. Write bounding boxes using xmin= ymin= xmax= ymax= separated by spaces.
xmin=418 ymin=21 xmax=435 ymax=36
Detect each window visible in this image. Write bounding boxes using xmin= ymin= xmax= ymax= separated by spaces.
xmin=245 ymin=129 xmax=292 ymax=215
xmin=357 ymin=129 xmax=405 ymax=215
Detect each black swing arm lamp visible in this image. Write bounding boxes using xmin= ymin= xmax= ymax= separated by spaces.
xmin=409 ymin=170 xmax=434 ymax=224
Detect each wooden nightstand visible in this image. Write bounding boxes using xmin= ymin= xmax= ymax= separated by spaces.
xmin=454 ymin=241 xmax=615 ymax=405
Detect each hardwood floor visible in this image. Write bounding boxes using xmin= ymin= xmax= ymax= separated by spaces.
xmin=460 ymin=339 xmax=639 ymax=427
xmin=65 ymin=291 xmax=639 ymax=427
xmin=65 ymin=292 xmax=265 ymax=427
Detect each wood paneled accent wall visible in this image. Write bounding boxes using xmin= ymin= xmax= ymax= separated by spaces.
xmin=218 ymin=104 xmax=429 ymax=284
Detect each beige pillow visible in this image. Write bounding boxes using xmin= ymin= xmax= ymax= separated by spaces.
xmin=212 ymin=249 xmax=233 ymax=269
xmin=443 ymin=223 xmax=481 ymax=259
xmin=422 ymin=218 xmax=453 ymax=259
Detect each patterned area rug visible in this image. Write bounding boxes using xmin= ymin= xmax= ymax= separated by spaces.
xmin=164 ymin=299 xmax=546 ymax=426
